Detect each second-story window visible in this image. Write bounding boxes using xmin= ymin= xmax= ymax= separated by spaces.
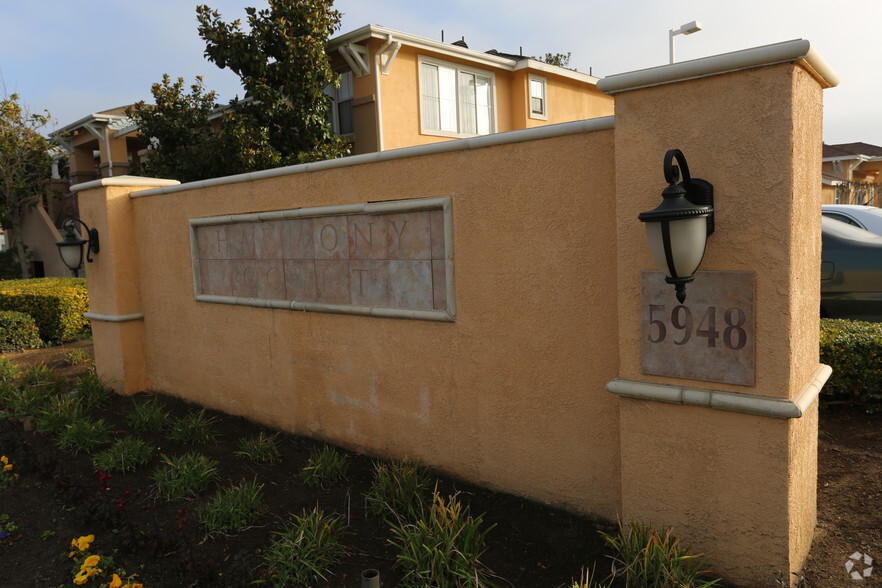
xmin=420 ymin=58 xmax=494 ymax=137
xmin=325 ymin=70 xmax=354 ymax=135
xmin=529 ymin=75 xmax=547 ymax=120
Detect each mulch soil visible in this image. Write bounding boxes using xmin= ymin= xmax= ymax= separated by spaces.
xmin=0 ymin=341 xmax=879 ymax=587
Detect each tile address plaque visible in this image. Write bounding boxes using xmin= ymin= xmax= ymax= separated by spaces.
xmin=640 ymin=270 xmax=755 ymax=386
xmin=189 ymin=197 xmax=455 ymax=321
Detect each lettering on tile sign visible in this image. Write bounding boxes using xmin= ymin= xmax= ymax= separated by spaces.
xmin=191 ymin=201 xmax=451 ymax=318
xmin=640 ymin=270 xmax=755 ymax=386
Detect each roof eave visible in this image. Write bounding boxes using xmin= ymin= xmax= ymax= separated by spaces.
xmin=49 ymin=113 xmax=131 ymax=139
xmin=329 ymin=24 xmax=520 ymax=70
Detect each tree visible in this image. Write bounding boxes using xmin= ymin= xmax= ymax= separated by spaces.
xmin=196 ymin=0 xmax=348 ymax=164
xmin=128 ymin=0 xmax=348 ymax=183
xmin=537 ymin=52 xmax=573 ymax=70
xmin=127 ymin=75 xmax=228 ymax=183
xmin=0 ymin=93 xmax=53 ymax=278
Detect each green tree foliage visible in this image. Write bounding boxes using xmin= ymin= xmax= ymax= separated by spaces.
xmin=128 ymin=0 xmax=348 ymax=183
xmin=128 ymin=75 xmax=228 ymax=183
xmin=537 ymin=52 xmax=573 ymax=70
xmin=0 ymin=93 xmax=53 ymax=278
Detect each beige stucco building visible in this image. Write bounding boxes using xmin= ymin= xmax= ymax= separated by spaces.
xmin=325 ymin=24 xmax=613 ymax=154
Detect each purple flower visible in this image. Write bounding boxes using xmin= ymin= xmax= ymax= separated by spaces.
xmin=0 ymin=530 xmax=8 ymax=539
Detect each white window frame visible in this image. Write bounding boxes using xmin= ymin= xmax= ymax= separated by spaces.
xmin=324 ymin=69 xmax=354 ymax=136
xmin=528 ymin=74 xmax=548 ymax=120
xmin=418 ymin=56 xmax=496 ymax=138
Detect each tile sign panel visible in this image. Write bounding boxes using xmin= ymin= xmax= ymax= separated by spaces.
xmin=189 ymin=197 xmax=454 ymax=321
xmin=640 ymin=270 xmax=755 ymax=386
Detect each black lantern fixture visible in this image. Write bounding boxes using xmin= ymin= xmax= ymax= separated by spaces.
xmin=55 ymin=218 xmax=100 ymax=277
xmin=638 ymin=149 xmax=714 ymax=303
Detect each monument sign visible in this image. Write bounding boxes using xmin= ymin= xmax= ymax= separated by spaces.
xmin=189 ymin=197 xmax=454 ymax=320
xmin=640 ymin=270 xmax=755 ymax=386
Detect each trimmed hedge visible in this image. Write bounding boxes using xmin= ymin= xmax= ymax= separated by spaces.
xmin=0 ymin=310 xmax=42 ymax=352
xmin=0 ymin=277 xmax=89 ymax=343
xmin=820 ymin=318 xmax=882 ymax=412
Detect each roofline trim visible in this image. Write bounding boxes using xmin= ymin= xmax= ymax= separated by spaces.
xmin=49 ymin=113 xmax=131 ymax=139
xmin=330 ymin=24 xmax=599 ymax=83
xmin=597 ymin=38 xmax=839 ymax=95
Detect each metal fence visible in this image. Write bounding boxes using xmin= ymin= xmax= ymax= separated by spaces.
xmin=835 ymin=181 xmax=882 ymax=207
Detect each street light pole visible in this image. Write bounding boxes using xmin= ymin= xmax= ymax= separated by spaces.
xmin=669 ymin=20 xmax=702 ymax=64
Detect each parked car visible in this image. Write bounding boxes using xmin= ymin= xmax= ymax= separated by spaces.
xmin=821 ymin=216 xmax=882 ymax=320
xmin=821 ymin=204 xmax=882 ymax=236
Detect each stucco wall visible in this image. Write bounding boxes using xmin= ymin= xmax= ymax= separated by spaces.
xmin=77 ymin=40 xmax=834 ymax=587
xmin=12 ymin=205 xmax=67 ymax=277
xmin=608 ymin=61 xmax=825 ymax=583
xmin=79 ymin=126 xmax=623 ymax=519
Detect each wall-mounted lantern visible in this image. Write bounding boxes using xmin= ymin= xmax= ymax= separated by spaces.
xmin=55 ymin=218 xmax=100 ymax=278
xmin=638 ymin=149 xmax=714 ymax=303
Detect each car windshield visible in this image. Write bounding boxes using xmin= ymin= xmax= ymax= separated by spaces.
xmin=822 ymin=216 xmax=882 ymax=241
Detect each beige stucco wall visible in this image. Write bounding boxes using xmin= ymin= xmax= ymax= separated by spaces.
xmin=10 ymin=205 xmax=67 ymax=277
xmin=79 ymin=128 xmax=623 ymax=519
xmin=610 ymin=62 xmax=824 ymax=583
xmin=77 ymin=40 xmax=834 ymax=586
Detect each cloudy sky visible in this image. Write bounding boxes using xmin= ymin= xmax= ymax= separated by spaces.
xmin=1 ymin=0 xmax=879 ymax=145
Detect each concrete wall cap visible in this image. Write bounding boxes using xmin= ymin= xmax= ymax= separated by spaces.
xmin=597 ymin=38 xmax=839 ymax=95
xmin=606 ymin=364 xmax=832 ymax=419
xmin=70 ymin=175 xmax=181 ymax=193
xmin=128 ymin=117 xmax=614 ymax=199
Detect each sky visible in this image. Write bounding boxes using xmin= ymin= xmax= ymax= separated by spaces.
xmin=1 ymin=0 xmax=880 ymax=146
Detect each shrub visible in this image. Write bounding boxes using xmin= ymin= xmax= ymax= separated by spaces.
xmin=73 ymin=371 xmax=111 ymax=409
xmin=198 ymin=479 xmax=264 ymax=536
xmin=300 ymin=445 xmax=349 ymax=489
xmin=57 ymin=417 xmax=113 ymax=454
xmin=64 ymin=349 xmax=92 ymax=366
xmin=0 ymin=358 xmax=20 ymax=383
xmin=364 ymin=457 xmax=433 ymax=523
xmin=152 ymin=452 xmax=218 ymax=500
xmin=390 ymin=489 xmax=497 ymax=588
xmin=601 ymin=519 xmax=720 ymax=588
xmin=820 ymin=318 xmax=882 ymax=412
xmin=168 ymin=409 xmax=218 ymax=444
xmin=38 ymin=395 xmax=84 ymax=434
xmin=0 ymin=277 xmax=89 ymax=343
xmin=263 ymin=507 xmax=348 ymax=586
xmin=93 ymin=437 xmax=153 ymax=473
xmin=125 ymin=395 xmax=170 ymax=431
xmin=235 ymin=431 xmax=281 ymax=464
xmin=0 ymin=310 xmax=42 ymax=352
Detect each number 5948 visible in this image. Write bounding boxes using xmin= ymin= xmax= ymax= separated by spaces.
xmin=646 ymin=304 xmax=748 ymax=350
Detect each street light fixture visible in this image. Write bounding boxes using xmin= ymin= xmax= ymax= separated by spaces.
xmin=638 ymin=149 xmax=714 ymax=303
xmin=669 ymin=20 xmax=702 ymax=64
xmin=55 ymin=218 xmax=100 ymax=278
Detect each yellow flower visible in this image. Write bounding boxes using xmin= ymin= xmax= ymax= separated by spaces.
xmin=72 ymin=534 xmax=95 ymax=551
xmin=0 ymin=456 xmax=7 ymax=465
xmin=82 ymin=554 xmax=101 ymax=568
xmin=73 ymin=569 xmax=90 ymax=585
xmin=109 ymin=574 xmax=122 ymax=588
xmin=2 ymin=464 xmax=11 ymax=471
xmin=86 ymin=567 xmax=102 ymax=577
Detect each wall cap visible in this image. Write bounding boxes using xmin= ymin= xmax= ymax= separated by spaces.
xmin=70 ymin=176 xmax=181 ymax=193
xmin=597 ymin=38 xmax=839 ymax=95
xmin=84 ymin=311 xmax=145 ymax=323
xmin=126 ymin=117 xmax=614 ymax=198
xmin=606 ymin=363 xmax=832 ymax=419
